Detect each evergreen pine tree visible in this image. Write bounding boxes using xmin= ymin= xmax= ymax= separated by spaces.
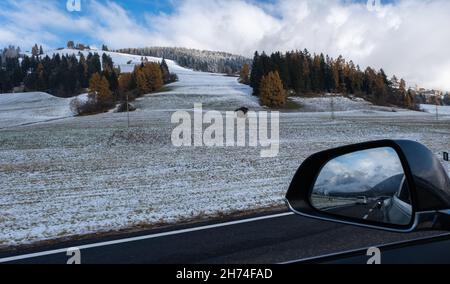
xmin=87 ymin=53 xmax=101 ymax=78
xmin=31 ymin=44 xmax=37 ymax=56
xmin=78 ymin=54 xmax=89 ymax=88
xmin=250 ymin=51 xmax=261 ymax=95
xmin=36 ymin=63 xmax=46 ymax=91
xmin=160 ymin=58 xmax=171 ymax=84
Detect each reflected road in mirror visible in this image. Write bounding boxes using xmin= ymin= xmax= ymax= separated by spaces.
xmin=311 ymin=147 xmax=413 ymax=226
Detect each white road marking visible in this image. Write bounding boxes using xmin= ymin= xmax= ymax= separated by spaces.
xmin=0 ymin=212 xmax=294 ymax=263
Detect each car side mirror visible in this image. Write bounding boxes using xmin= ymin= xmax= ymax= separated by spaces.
xmin=286 ymin=140 xmax=450 ymax=233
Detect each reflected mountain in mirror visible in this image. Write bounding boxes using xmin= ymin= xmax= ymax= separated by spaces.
xmin=311 ymin=147 xmax=413 ymax=226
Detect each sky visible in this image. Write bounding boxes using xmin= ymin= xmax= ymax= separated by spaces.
xmin=315 ymin=147 xmax=404 ymax=192
xmin=0 ymin=0 xmax=449 ymax=90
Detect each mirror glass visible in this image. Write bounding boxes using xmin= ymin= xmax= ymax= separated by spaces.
xmin=311 ymin=147 xmax=413 ymax=226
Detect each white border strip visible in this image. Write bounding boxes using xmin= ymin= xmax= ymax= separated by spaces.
xmin=0 ymin=212 xmax=294 ymax=263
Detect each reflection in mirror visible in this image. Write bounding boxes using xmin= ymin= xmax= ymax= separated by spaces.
xmin=311 ymin=147 xmax=413 ymax=226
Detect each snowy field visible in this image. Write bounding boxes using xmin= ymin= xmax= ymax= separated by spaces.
xmin=0 ymin=92 xmax=73 ymax=129
xmin=291 ymin=95 xmax=417 ymax=114
xmin=421 ymin=104 xmax=450 ymax=116
xmin=0 ymin=92 xmax=89 ymax=129
xmin=1 ymin=52 xmax=450 ymax=248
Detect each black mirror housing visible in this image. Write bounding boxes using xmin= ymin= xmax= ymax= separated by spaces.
xmin=286 ymin=140 xmax=450 ymax=232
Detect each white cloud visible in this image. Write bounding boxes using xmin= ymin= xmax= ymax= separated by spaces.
xmin=146 ymin=0 xmax=281 ymax=54
xmin=0 ymin=0 xmax=92 ymax=49
xmin=0 ymin=0 xmax=449 ymax=90
xmin=315 ymin=147 xmax=404 ymax=194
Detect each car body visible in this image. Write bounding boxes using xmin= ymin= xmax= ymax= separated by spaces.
xmin=285 ymin=140 xmax=450 ymax=263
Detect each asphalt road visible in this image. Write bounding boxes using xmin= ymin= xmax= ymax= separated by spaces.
xmin=0 ymin=210 xmax=443 ymax=264
xmin=326 ymin=201 xmax=385 ymax=223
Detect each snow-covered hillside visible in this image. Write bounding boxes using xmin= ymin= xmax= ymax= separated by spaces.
xmin=291 ymin=95 xmax=425 ymax=115
xmin=39 ymin=48 xmax=187 ymax=74
xmin=116 ymin=47 xmax=251 ymax=74
xmin=0 ymin=49 xmax=258 ymax=130
xmin=421 ymin=104 xmax=450 ymax=116
xmin=0 ymin=92 xmax=87 ymax=129
xmin=292 ymin=95 xmax=373 ymax=112
xmin=0 ymin=50 xmax=193 ymax=129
